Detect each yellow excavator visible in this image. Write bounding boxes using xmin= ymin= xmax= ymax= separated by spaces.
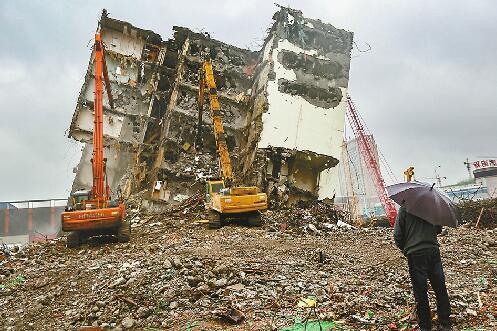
xmin=197 ymin=59 xmax=268 ymax=228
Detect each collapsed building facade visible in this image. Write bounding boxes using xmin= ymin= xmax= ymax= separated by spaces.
xmin=68 ymin=7 xmax=353 ymax=206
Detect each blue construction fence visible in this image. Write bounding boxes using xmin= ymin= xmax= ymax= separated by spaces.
xmin=0 ymin=199 xmax=67 ymax=241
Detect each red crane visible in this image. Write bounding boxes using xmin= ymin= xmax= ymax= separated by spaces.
xmin=346 ymin=95 xmax=397 ymax=226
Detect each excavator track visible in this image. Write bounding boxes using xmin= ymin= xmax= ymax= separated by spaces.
xmin=207 ymin=210 xmax=223 ymax=229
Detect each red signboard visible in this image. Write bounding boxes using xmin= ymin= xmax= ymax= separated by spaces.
xmin=473 ymin=159 xmax=497 ymax=169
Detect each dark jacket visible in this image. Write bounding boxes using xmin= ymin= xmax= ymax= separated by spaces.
xmin=394 ymin=206 xmax=442 ymax=255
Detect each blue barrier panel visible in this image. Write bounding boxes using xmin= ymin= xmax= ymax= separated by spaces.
xmin=0 ymin=205 xmax=65 ymax=237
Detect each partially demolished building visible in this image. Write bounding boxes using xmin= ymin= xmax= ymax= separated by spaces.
xmin=69 ymin=7 xmax=353 ymax=206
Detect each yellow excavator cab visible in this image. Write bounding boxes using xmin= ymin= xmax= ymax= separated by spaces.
xmin=205 ymin=180 xmax=225 ymax=202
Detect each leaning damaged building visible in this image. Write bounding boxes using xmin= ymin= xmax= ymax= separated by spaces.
xmin=68 ymin=7 xmax=353 ymax=206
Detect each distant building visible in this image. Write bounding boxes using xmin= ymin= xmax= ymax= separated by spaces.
xmin=0 ymin=202 xmax=17 ymax=210
xmin=443 ymin=184 xmax=489 ymax=203
xmin=441 ymin=158 xmax=497 ymax=203
xmin=473 ymin=159 xmax=497 ymax=197
xmin=1 ymin=199 xmax=65 ymax=244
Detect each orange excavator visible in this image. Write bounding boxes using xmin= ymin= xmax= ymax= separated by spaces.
xmin=61 ymin=30 xmax=128 ymax=248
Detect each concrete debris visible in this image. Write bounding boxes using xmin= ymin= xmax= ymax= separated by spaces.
xmin=121 ymin=316 xmax=135 ymax=329
xmin=68 ymin=6 xmax=353 ymax=208
xmin=264 ymin=200 xmax=348 ymax=234
xmin=216 ymin=307 xmax=245 ymax=324
xmin=1 ymin=207 xmax=496 ymax=330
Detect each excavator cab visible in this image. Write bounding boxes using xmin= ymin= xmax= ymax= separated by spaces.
xmin=204 ymin=178 xmax=267 ymax=228
xmin=205 ymin=180 xmax=225 ymax=202
xmin=67 ymin=189 xmax=91 ymax=211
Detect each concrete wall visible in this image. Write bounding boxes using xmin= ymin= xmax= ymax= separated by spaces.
xmin=258 ymin=40 xmax=347 ymax=157
xmin=71 ymin=143 xmax=133 ymax=194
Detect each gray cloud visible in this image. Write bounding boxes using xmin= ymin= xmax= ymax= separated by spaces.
xmin=1 ymin=0 xmax=496 ymax=200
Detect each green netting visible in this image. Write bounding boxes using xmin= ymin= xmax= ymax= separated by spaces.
xmin=280 ymin=320 xmax=339 ymax=331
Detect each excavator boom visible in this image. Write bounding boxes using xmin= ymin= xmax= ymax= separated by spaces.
xmin=92 ymin=32 xmax=114 ymax=204
xmin=200 ymin=61 xmax=233 ymax=183
xmin=92 ymin=32 xmax=106 ymax=203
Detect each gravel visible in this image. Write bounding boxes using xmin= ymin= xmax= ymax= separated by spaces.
xmin=0 ymin=208 xmax=496 ymax=330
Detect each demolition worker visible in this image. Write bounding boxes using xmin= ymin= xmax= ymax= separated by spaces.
xmin=394 ymin=205 xmax=452 ymax=331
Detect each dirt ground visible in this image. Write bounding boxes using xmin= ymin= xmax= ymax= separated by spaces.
xmin=1 ymin=210 xmax=496 ymax=330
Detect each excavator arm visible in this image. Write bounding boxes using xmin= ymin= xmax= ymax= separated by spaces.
xmin=198 ymin=60 xmax=233 ymax=183
xmin=92 ymin=30 xmax=115 ymax=203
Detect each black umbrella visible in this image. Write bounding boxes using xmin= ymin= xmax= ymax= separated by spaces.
xmin=386 ymin=181 xmax=459 ymax=227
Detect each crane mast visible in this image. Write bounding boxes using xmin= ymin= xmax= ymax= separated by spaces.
xmin=346 ymin=95 xmax=397 ymax=226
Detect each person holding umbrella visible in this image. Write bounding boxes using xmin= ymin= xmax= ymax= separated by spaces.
xmin=387 ymin=179 xmax=458 ymax=331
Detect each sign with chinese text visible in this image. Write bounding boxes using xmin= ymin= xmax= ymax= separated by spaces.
xmin=473 ymin=159 xmax=497 ymax=169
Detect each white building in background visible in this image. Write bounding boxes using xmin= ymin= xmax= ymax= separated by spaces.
xmin=443 ymin=158 xmax=497 ymax=203
xmin=335 ymin=135 xmax=384 ymax=218
xmin=473 ymin=159 xmax=497 ymax=197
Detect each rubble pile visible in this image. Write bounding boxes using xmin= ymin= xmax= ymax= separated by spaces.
xmin=1 ymin=212 xmax=496 ymax=330
xmin=161 ymin=150 xmax=218 ymax=183
xmin=263 ymin=201 xmax=351 ymax=234
xmin=458 ymin=198 xmax=497 ymax=228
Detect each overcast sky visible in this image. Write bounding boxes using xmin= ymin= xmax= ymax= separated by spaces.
xmin=1 ymin=0 xmax=496 ymax=201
